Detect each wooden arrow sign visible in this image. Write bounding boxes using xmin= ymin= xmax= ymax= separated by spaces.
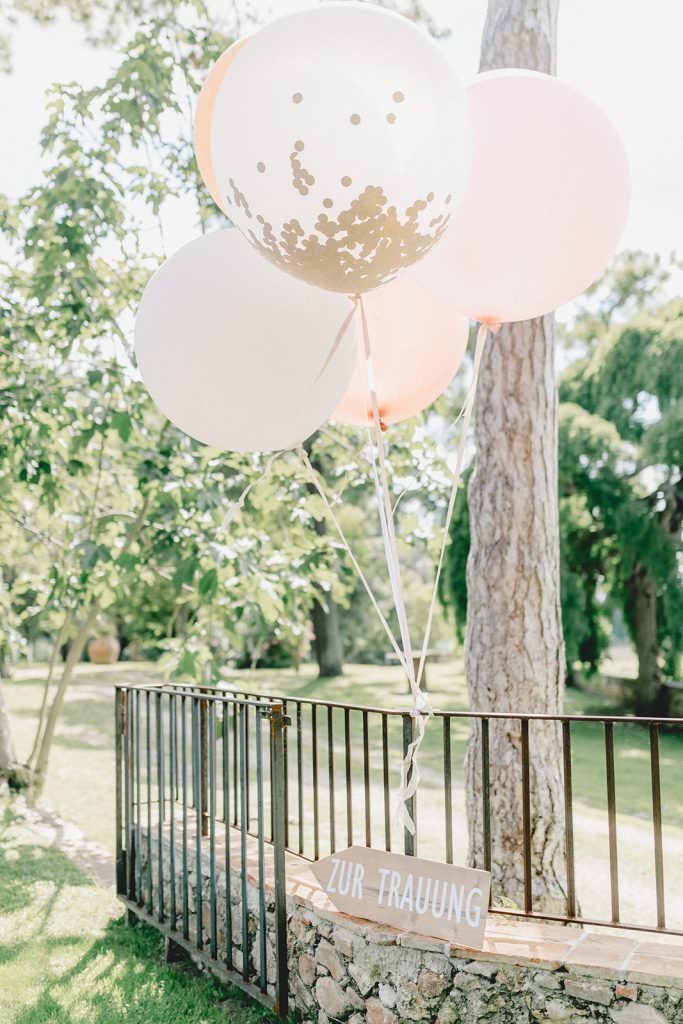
xmin=311 ymin=846 xmax=491 ymax=949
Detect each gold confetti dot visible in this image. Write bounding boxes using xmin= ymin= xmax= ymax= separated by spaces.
xmin=341 ymin=176 xmax=352 ymax=187
xmin=323 ymin=198 xmax=333 ymax=208
xmin=294 ymin=140 xmax=304 ymax=152
xmin=292 ymin=92 xmax=303 ymax=103
xmin=256 ymin=162 xmax=265 ymax=173
xmin=386 ymin=113 xmax=396 ymax=124
xmin=393 ymin=91 xmax=405 ymax=103
xmin=350 ymin=113 xmax=361 ymax=125
xmin=427 ymin=192 xmax=434 ymax=202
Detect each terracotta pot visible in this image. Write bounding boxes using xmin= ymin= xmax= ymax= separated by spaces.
xmin=87 ymin=635 xmax=120 ymax=665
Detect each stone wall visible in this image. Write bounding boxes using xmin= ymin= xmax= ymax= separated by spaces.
xmin=288 ymin=904 xmax=683 ymax=1024
xmin=138 ymin=829 xmax=683 ymax=1023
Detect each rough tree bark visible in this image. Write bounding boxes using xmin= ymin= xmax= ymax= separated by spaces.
xmin=626 ymin=564 xmax=662 ymax=716
xmin=464 ymin=0 xmax=568 ymax=912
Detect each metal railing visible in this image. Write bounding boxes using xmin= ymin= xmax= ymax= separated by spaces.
xmin=115 ymin=679 xmax=683 ymax=1013
xmin=233 ymin=687 xmax=683 ymax=937
xmin=114 ymin=684 xmax=289 ymax=1016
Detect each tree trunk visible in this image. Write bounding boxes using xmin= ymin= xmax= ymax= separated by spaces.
xmin=305 ymin=438 xmax=344 ymax=678
xmin=33 ymin=602 xmax=98 ymax=785
xmin=0 ymin=683 xmax=17 ymax=780
xmin=626 ymin=564 xmax=662 ymax=715
xmin=312 ymin=587 xmax=344 ymax=678
xmin=464 ymin=0 xmax=566 ymax=914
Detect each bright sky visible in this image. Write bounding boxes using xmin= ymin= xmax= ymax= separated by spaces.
xmin=1 ymin=0 xmax=681 ymax=274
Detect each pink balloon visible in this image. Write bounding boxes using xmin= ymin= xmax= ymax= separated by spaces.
xmin=333 ymin=276 xmax=469 ymax=427
xmin=415 ymin=69 xmax=630 ymax=324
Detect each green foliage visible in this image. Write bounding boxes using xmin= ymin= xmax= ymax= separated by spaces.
xmin=0 ymin=0 xmax=465 ymax=695
xmin=441 ymin=253 xmax=683 ymax=694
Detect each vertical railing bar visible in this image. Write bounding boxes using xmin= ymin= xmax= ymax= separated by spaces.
xmin=244 ymin=701 xmax=250 ymax=833
xmin=283 ymin=699 xmax=289 ymax=851
xmin=382 ymin=714 xmax=391 ymax=852
xmin=363 ymin=710 xmax=371 ymax=848
xmin=401 ymin=714 xmax=415 ymax=856
xmin=297 ymin=702 xmax=304 ymax=856
xmin=344 ymin=708 xmax=353 ymax=849
xmin=156 ymin=690 xmax=164 ymax=923
xmin=232 ymin=699 xmax=238 ymax=827
xmin=256 ymin=709 xmax=267 ymax=993
xmin=135 ymin=689 xmax=142 ymax=905
xmin=605 ymin=720 xmax=620 ymax=923
xmin=193 ymin=697 xmax=203 ymax=948
xmin=271 ymin=705 xmax=289 ymax=1018
xmin=200 ymin=696 xmax=209 ymax=838
xmin=181 ymin=695 xmax=189 ymax=940
xmin=521 ymin=718 xmax=533 ymax=914
xmin=115 ymin=688 xmax=124 ymax=895
xmin=328 ymin=705 xmax=336 ymax=855
xmin=443 ymin=716 xmax=453 ymax=865
xmin=209 ymin=702 xmax=217 ymax=960
xmin=239 ymin=703 xmax=249 ymax=981
xmin=650 ymin=722 xmax=666 ymax=929
xmin=561 ymin=720 xmax=576 ymax=918
xmin=269 ymin=712 xmax=275 ymax=843
xmin=223 ymin=702 xmax=233 ymax=969
xmin=312 ymin=704 xmax=320 ymax=861
xmin=126 ymin=688 xmax=135 ymax=900
xmin=146 ymin=689 xmax=153 ymax=915
xmin=169 ymin=693 xmax=176 ymax=930
xmin=481 ymin=717 xmax=491 ymax=875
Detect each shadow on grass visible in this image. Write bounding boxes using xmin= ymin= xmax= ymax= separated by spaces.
xmin=1 ymin=806 xmax=279 ymax=1024
xmin=13 ymin=917 xmax=278 ymax=1024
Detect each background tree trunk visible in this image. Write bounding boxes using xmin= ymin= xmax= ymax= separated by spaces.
xmin=311 ymin=507 xmax=344 ymax=677
xmin=0 ymin=684 xmax=17 ymax=780
xmin=626 ymin=564 xmax=662 ymax=715
xmin=464 ymin=0 xmax=567 ymax=913
xmin=305 ymin=437 xmax=344 ymax=678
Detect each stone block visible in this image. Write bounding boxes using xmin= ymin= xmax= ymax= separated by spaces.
xmin=349 ymin=960 xmax=376 ymax=996
xmin=317 ymin=938 xmax=345 ymax=981
xmin=544 ymin=998 xmax=579 ymax=1021
xmin=461 ymin=960 xmax=498 ymax=979
xmin=610 ymin=1006 xmax=667 ymax=1024
xmin=367 ymin=996 xmax=396 ymax=1024
xmin=378 ymin=984 xmax=397 ymax=1008
xmin=299 ymin=953 xmax=316 ymax=987
xmin=315 ymin=976 xmax=355 ymax=1020
xmin=417 ymin=969 xmax=450 ymax=999
xmin=333 ymin=927 xmax=356 ymax=958
xmin=564 ymin=978 xmax=614 ymax=1006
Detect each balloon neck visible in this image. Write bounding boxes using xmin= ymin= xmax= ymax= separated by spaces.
xmin=480 ymin=317 xmax=502 ymax=334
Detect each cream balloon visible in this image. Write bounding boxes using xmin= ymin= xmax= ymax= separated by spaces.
xmin=206 ymin=2 xmax=471 ymax=293
xmin=415 ymin=69 xmax=630 ymax=324
xmin=135 ymin=230 xmax=357 ymax=453
xmin=334 ymin=277 xmax=469 ymax=427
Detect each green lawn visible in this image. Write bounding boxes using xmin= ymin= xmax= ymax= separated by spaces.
xmin=0 ymin=804 xmax=276 ymax=1024
xmin=4 ymin=658 xmax=683 ymax=934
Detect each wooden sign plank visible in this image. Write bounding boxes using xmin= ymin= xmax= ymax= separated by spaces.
xmin=311 ymin=846 xmax=491 ymax=948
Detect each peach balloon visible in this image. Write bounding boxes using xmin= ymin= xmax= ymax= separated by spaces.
xmin=415 ymin=69 xmax=630 ymax=324
xmin=333 ymin=277 xmax=469 ymax=427
xmin=194 ymin=37 xmax=250 ymax=208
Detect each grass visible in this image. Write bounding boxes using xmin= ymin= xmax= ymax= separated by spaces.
xmin=0 ymin=804 xmax=277 ymax=1024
